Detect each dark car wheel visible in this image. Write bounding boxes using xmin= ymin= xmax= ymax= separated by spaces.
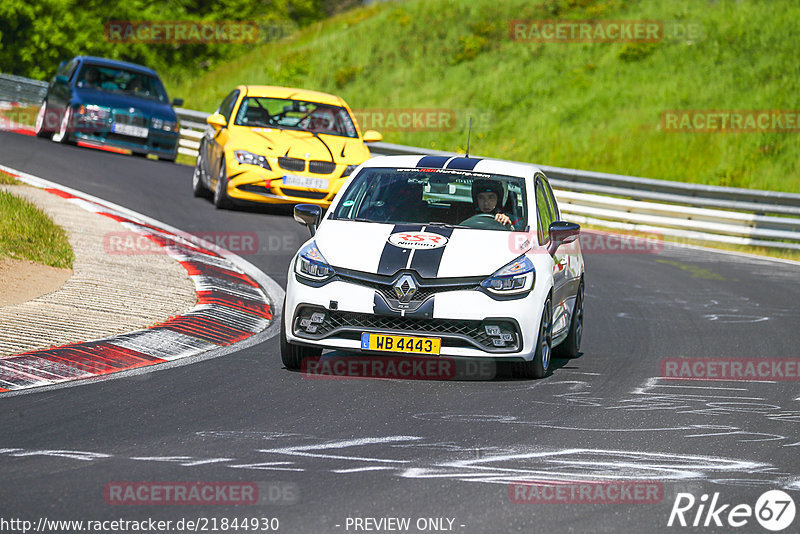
xmin=213 ymin=162 xmax=233 ymax=209
xmin=34 ymin=102 xmax=52 ymax=139
xmin=280 ymin=301 xmax=322 ymax=370
xmin=554 ymin=280 xmax=584 ymax=359
xmin=192 ymin=152 xmax=210 ymax=198
xmin=513 ymin=295 xmax=552 ymax=379
xmin=51 ymin=107 xmax=74 ymax=144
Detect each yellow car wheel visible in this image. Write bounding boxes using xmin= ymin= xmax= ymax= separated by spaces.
xmin=213 ymin=163 xmax=233 ymax=210
xmin=192 ymin=151 xmax=210 ymax=198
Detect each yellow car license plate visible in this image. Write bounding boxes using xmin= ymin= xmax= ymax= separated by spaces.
xmin=361 ymin=333 xmax=441 ymax=355
xmin=282 ymin=174 xmax=329 ymax=190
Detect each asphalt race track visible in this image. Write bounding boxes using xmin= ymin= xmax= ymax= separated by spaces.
xmin=2 ymin=131 xmax=799 ymax=533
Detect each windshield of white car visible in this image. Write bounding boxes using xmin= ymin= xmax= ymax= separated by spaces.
xmin=233 ymin=97 xmax=358 ymax=138
xmin=76 ymin=65 xmax=169 ymax=103
xmin=329 ymin=167 xmax=528 ymax=231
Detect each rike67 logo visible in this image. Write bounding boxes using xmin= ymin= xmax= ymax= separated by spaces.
xmin=668 ymin=490 xmax=796 ymax=531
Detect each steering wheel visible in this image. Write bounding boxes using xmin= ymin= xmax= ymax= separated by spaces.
xmin=460 ymin=213 xmax=511 ymax=230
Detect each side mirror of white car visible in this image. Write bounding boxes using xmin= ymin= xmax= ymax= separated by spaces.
xmin=294 ymin=204 xmax=323 ymax=236
xmin=548 ymin=221 xmax=580 ymax=256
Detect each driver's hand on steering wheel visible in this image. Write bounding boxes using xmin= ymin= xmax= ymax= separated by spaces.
xmin=495 ymin=213 xmax=511 ymax=226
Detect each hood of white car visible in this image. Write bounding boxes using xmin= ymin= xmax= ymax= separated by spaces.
xmin=314 ymin=220 xmax=532 ymax=278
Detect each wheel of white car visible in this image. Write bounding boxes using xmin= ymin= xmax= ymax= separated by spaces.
xmin=554 ymin=279 xmax=583 ymax=359
xmin=34 ymin=102 xmax=52 ymax=139
xmin=51 ymin=107 xmax=73 ymax=144
xmin=280 ymin=300 xmax=322 ymax=370
xmin=514 ymin=295 xmax=552 ymax=379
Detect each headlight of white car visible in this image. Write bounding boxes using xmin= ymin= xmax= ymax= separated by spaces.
xmin=481 ymin=255 xmax=535 ymax=295
xmin=295 ymin=241 xmax=335 ymax=281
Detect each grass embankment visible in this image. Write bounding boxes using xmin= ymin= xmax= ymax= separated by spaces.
xmin=169 ymin=0 xmax=800 ymax=193
xmin=0 ymin=170 xmax=74 ymax=269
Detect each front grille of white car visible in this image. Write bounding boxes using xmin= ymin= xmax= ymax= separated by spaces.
xmin=336 ymin=269 xmax=483 ymax=309
xmin=292 ymin=307 xmax=520 ymax=352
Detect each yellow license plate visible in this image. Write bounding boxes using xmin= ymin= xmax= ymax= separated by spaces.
xmin=360 ymin=333 xmax=441 ymax=355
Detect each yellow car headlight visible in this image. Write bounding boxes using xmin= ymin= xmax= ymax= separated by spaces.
xmin=234 ymin=150 xmax=271 ymax=170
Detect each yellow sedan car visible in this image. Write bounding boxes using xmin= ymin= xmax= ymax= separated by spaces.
xmin=192 ymin=85 xmax=382 ymax=209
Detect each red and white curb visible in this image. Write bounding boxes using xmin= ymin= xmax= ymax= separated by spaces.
xmin=0 ymin=165 xmax=284 ymax=395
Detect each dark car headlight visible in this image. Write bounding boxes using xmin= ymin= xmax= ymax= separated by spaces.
xmin=234 ymin=150 xmax=272 ymax=170
xmin=151 ymin=117 xmax=178 ymax=132
xmin=77 ymin=104 xmax=110 ymax=121
xmin=295 ymin=241 xmax=335 ymax=281
xmin=481 ymin=255 xmax=535 ymax=295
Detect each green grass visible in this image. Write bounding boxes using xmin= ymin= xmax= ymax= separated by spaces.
xmin=0 ymin=169 xmax=20 ymax=185
xmin=0 ymin=188 xmax=74 ymax=269
xmin=168 ymin=0 xmax=800 ymax=193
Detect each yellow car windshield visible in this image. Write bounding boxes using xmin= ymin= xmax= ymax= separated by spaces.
xmin=233 ymin=97 xmax=358 ymax=138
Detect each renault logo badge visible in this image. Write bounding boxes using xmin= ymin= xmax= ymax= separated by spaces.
xmin=393 ymin=274 xmax=417 ymax=302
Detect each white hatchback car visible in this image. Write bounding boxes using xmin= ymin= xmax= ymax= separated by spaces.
xmin=282 ymin=155 xmax=584 ymax=378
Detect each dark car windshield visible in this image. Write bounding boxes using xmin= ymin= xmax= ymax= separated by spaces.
xmin=233 ymin=97 xmax=358 ymax=138
xmin=330 ymin=167 xmax=528 ymax=231
xmin=76 ymin=64 xmax=169 ymax=103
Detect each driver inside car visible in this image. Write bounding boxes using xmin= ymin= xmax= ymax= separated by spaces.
xmin=467 ymin=179 xmax=512 ymax=226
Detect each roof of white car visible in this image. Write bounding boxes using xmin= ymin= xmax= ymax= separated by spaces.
xmin=362 ymin=154 xmax=544 ymax=180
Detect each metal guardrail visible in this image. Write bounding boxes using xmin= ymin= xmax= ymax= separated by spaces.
xmin=177 ymin=109 xmax=800 ymax=250
xmin=0 ymin=76 xmax=794 ymax=251
xmin=368 ymin=142 xmax=800 ymax=216
xmin=171 ymin=109 xmax=800 ymax=250
xmin=0 ymin=74 xmax=48 ymax=105
xmin=364 ymin=142 xmax=800 ymax=250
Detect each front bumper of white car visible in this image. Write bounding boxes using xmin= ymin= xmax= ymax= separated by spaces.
xmin=284 ymin=264 xmax=550 ymax=362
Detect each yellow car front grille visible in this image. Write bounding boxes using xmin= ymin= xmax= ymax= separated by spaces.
xmin=278 ymin=157 xmax=305 ymax=172
xmin=308 ymin=161 xmax=336 ymax=175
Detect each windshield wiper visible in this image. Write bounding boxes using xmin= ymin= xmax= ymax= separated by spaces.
xmin=427 ymin=222 xmax=468 ymax=229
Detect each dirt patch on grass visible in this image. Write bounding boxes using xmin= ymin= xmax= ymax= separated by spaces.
xmin=0 ymin=257 xmax=72 ymax=307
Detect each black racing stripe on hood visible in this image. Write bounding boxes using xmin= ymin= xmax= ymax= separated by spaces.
xmin=377 ymin=224 xmax=423 ymax=276
xmin=409 ymin=226 xmax=454 ymax=278
xmin=416 ymin=155 xmax=451 ymax=169
xmin=445 ymin=157 xmax=482 ymax=170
